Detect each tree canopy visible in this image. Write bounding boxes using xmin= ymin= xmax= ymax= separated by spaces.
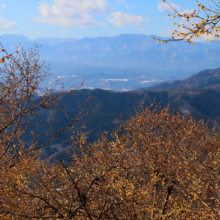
xmin=1 ymin=105 xmax=220 ymax=219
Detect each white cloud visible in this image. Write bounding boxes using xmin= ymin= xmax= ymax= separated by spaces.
xmin=106 ymin=12 xmax=145 ymax=27
xmin=0 ymin=4 xmax=5 ymax=11
xmin=115 ymin=0 xmax=131 ymax=9
xmin=139 ymin=27 xmax=145 ymax=31
xmin=36 ymin=0 xmax=111 ymax=28
xmin=157 ymin=2 xmax=181 ymax=12
xmin=0 ymin=4 xmax=16 ymax=29
xmin=0 ymin=18 xmax=16 ymax=29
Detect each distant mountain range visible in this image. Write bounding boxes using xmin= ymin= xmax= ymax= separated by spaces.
xmin=2 ymin=34 xmax=220 ymax=91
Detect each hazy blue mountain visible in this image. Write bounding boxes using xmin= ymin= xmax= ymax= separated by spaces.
xmin=0 ymin=34 xmax=33 ymax=52
xmin=52 ymin=34 xmax=212 ymax=55
xmin=2 ymin=34 xmax=220 ymax=91
xmin=35 ymin=37 xmax=78 ymax=47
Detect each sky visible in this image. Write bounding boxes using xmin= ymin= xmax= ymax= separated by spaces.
xmin=0 ymin=0 xmax=208 ymax=39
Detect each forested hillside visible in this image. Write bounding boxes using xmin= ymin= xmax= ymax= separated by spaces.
xmin=23 ymin=67 xmax=220 ymax=160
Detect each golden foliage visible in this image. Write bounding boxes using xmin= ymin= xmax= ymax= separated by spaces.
xmin=155 ymin=0 xmax=220 ymax=44
xmin=2 ymin=105 xmax=220 ymax=219
xmin=0 ymin=45 xmax=85 ymax=219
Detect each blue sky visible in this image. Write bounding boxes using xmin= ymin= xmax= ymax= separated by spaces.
xmin=0 ymin=0 xmax=204 ymax=39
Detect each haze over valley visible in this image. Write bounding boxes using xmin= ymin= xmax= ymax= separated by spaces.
xmin=2 ymin=34 xmax=220 ymax=91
